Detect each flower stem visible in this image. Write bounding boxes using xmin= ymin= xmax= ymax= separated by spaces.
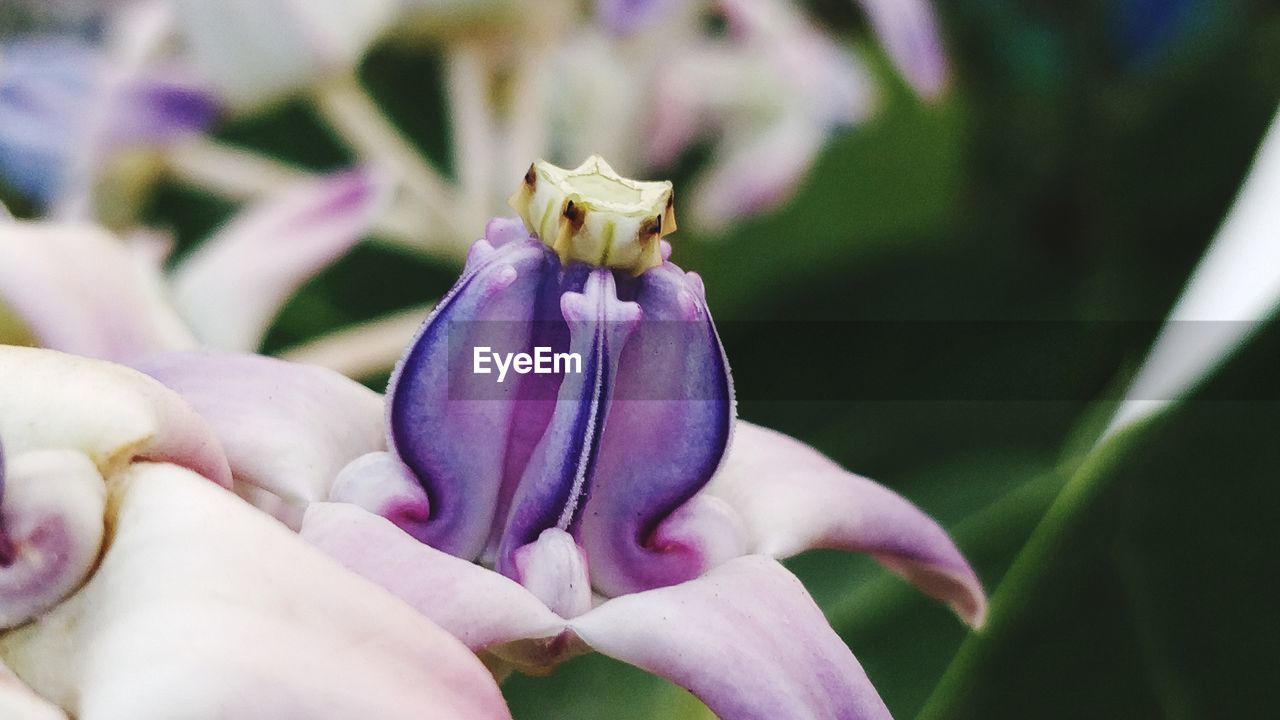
xmin=915 ymin=418 xmax=1155 ymax=720
xmin=165 ymin=138 xmax=459 ymax=260
xmin=312 ymin=73 xmax=463 ymax=241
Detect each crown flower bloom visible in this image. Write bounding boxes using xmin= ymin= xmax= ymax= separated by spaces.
xmin=303 ymin=157 xmax=987 ymax=719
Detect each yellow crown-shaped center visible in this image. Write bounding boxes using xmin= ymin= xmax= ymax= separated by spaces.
xmin=508 ymin=156 xmax=677 ymax=274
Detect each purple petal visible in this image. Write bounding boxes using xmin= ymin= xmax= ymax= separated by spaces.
xmin=387 ymin=226 xmax=561 ymax=560
xmin=328 ymin=451 xmax=432 ymax=537
xmin=577 ymin=262 xmax=736 ymax=596
xmin=0 ymin=450 xmax=105 ymax=629
xmin=494 ymin=268 xmax=641 ymax=575
xmin=169 ymin=168 xmax=387 ymax=352
xmin=0 ymin=36 xmax=217 ymax=206
xmin=301 ymin=502 xmax=566 ymax=651
xmin=135 ymin=351 xmax=385 ymax=520
xmin=595 ymin=0 xmax=680 ymax=34
xmin=689 ymin=122 xmax=826 ymax=230
xmin=0 ymin=346 xmax=231 ymax=487
xmin=706 ymin=421 xmax=987 ymax=627
xmin=856 ymin=0 xmax=950 ymax=99
xmin=570 ymin=555 xmax=892 ymax=720
xmin=0 ymin=37 xmax=94 ymax=203
xmin=111 ymin=75 xmax=219 ymax=145
xmin=0 ymin=221 xmax=197 ymax=362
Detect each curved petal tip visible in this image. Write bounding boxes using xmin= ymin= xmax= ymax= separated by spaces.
xmin=707 ymin=421 xmax=987 ymax=627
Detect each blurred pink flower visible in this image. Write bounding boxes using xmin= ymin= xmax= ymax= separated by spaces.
xmin=0 ymin=168 xmax=387 ymax=361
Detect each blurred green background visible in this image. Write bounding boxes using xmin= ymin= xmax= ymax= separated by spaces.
xmin=11 ymin=0 xmax=1280 ymax=717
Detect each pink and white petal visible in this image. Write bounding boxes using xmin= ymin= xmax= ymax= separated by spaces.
xmin=168 ymin=168 xmax=387 ymax=352
xmin=688 ymin=121 xmax=826 ymax=231
xmin=569 ymin=555 xmax=892 ymax=720
xmin=705 ymin=421 xmax=986 ymax=627
xmin=301 ymin=502 xmax=566 ymax=652
xmin=136 ymin=351 xmax=385 ymax=511
xmin=0 ymin=346 xmax=231 ymax=486
xmin=328 ymin=451 xmax=432 ymax=536
xmin=0 ymin=463 xmax=510 ymax=720
xmin=0 ymin=450 xmax=106 ymax=630
xmin=856 ymin=0 xmax=950 ymax=99
xmin=0 ymin=660 xmax=66 ymax=720
xmin=0 ymin=221 xmax=196 ymax=362
xmin=511 ymin=528 xmax=593 ymax=620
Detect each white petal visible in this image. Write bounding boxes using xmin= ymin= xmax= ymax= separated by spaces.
xmin=0 ymin=221 xmax=195 ymax=362
xmin=137 ymin=351 xmax=385 ymax=513
xmin=0 ymin=346 xmax=230 ymax=486
xmin=0 ymin=659 xmax=65 ymax=720
xmin=0 ymin=463 xmax=511 ymax=720
xmin=174 ymin=0 xmax=397 ymax=108
xmin=1109 ymin=108 xmax=1280 ymax=434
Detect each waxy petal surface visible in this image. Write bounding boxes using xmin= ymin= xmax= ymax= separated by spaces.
xmin=169 ymin=169 xmax=386 ymax=352
xmin=0 ymin=463 xmax=511 ymax=720
xmin=570 ymin=555 xmax=892 ymax=720
xmin=329 ymin=451 xmax=432 ymax=538
xmin=0 ymin=450 xmax=105 ymax=629
xmin=495 ymin=268 xmax=640 ymax=574
xmin=579 ymin=263 xmax=735 ymax=596
xmin=137 ymin=351 xmax=385 ymax=514
xmin=301 ymin=502 xmax=565 ymax=652
xmin=706 ymin=421 xmax=986 ymax=627
xmin=0 ymin=346 xmax=230 ymax=486
xmin=511 ymin=528 xmax=593 ymax=619
xmin=388 ymin=229 xmax=563 ymax=560
xmin=0 ymin=659 xmax=65 ymax=720
xmin=0 ymin=222 xmax=195 ymax=361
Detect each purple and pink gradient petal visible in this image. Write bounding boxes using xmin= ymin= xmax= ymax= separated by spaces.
xmin=0 ymin=222 xmax=196 ymax=362
xmin=169 ymin=168 xmax=388 ymax=353
xmin=578 ymin=262 xmax=736 ymax=596
xmin=595 ymin=0 xmax=680 ymax=34
xmin=707 ymin=421 xmax=987 ymax=627
xmin=0 ymin=450 xmax=105 ymax=629
xmin=856 ymin=0 xmax=950 ymax=99
xmin=136 ymin=351 xmax=386 ymax=522
xmin=494 ymin=268 xmax=640 ymax=576
xmin=387 ymin=223 xmax=560 ymax=561
xmin=301 ymin=501 xmax=566 ymax=652
xmin=570 ymin=555 xmax=893 ymax=720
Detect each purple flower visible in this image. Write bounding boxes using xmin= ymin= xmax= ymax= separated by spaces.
xmin=300 ymin=157 xmax=986 ymax=718
xmin=0 ymin=34 xmax=217 ymax=211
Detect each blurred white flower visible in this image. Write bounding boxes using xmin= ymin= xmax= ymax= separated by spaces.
xmin=171 ymin=0 xmax=397 ymax=109
xmin=1108 ymin=107 xmax=1280 ymax=435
